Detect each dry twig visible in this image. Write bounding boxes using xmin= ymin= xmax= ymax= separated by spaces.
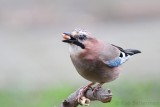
xmin=60 ymin=87 xmax=112 ymax=107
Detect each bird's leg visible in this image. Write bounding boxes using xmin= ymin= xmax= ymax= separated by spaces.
xmin=92 ymin=82 xmax=104 ymax=96
xmin=77 ymin=82 xmax=95 ymax=102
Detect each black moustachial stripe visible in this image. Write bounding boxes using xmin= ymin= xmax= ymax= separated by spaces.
xmin=73 ymin=41 xmax=85 ymax=49
xmin=62 ymin=36 xmax=85 ymax=49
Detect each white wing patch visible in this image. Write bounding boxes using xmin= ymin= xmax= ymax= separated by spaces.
xmin=104 ymin=52 xmax=130 ymax=67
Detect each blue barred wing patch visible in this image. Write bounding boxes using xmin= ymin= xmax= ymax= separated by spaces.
xmin=105 ymin=56 xmax=130 ymax=67
xmin=105 ymin=57 xmax=121 ymax=67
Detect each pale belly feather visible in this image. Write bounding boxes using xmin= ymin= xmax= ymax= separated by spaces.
xmin=71 ymin=56 xmax=120 ymax=83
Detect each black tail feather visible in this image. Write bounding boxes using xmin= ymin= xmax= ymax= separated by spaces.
xmin=124 ymin=49 xmax=141 ymax=55
xmin=111 ymin=44 xmax=141 ymax=56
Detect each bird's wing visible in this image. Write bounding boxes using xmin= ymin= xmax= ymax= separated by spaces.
xmin=102 ymin=44 xmax=130 ymax=68
xmin=102 ymin=44 xmax=141 ymax=68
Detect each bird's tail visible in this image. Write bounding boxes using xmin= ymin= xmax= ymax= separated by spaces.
xmin=124 ymin=49 xmax=141 ymax=56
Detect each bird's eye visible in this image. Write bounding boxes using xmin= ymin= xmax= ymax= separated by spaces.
xmin=79 ymin=35 xmax=86 ymax=40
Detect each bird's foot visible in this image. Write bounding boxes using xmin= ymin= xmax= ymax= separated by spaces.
xmin=92 ymin=83 xmax=104 ymax=97
xmin=77 ymin=83 xmax=95 ymax=104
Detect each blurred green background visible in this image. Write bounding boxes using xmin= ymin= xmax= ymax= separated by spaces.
xmin=0 ymin=0 xmax=160 ymax=107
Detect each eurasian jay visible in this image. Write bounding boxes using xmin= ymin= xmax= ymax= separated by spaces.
xmin=62 ymin=29 xmax=141 ymax=100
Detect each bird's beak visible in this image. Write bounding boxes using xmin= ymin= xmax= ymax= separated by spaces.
xmin=62 ymin=32 xmax=76 ymax=43
xmin=62 ymin=32 xmax=85 ymax=49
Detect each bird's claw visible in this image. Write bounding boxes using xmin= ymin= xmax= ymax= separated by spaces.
xmin=77 ymin=88 xmax=90 ymax=105
xmin=92 ymin=86 xmax=101 ymax=97
xmin=76 ymin=88 xmax=83 ymax=101
xmin=76 ymin=83 xmax=95 ymax=104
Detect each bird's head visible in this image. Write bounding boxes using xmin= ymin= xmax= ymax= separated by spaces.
xmin=62 ymin=29 xmax=93 ymax=49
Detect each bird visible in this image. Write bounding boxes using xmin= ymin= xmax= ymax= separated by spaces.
xmin=62 ymin=29 xmax=141 ymax=101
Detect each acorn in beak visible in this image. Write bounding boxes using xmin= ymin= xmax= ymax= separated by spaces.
xmin=62 ymin=32 xmax=85 ymax=49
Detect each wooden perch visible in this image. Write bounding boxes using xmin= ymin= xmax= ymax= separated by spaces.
xmin=60 ymin=87 xmax=112 ymax=107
